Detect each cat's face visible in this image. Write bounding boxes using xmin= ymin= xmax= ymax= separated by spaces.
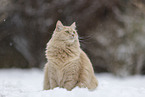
xmin=53 ymin=20 xmax=78 ymax=43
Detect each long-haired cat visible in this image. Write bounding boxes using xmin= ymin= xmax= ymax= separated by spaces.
xmin=43 ymin=20 xmax=98 ymax=91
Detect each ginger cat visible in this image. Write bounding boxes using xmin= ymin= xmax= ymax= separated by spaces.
xmin=43 ymin=20 xmax=98 ymax=91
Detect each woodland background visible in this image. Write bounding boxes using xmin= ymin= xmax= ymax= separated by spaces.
xmin=0 ymin=0 xmax=145 ymax=76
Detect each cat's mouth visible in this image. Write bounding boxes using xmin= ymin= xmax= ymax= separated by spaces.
xmin=70 ymin=35 xmax=74 ymax=39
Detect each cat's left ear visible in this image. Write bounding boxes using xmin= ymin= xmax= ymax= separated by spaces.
xmin=71 ymin=22 xmax=76 ymax=29
xmin=55 ymin=20 xmax=64 ymax=32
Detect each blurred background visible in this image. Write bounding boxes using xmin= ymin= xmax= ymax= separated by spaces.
xmin=0 ymin=0 xmax=145 ymax=76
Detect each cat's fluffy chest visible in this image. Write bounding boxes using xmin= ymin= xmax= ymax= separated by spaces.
xmin=46 ymin=41 xmax=80 ymax=64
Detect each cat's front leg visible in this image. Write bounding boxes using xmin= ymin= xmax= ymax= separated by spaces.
xmin=63 ymin=75 xmax=78 ymax=91
xmin=43 ymin=63 xmax=50 ymax=90
xmin=49 ymin=75 xmax=58 ymax=89
xmin=43 ymin=62 xmax=58 ymax=90
xmin=62 ymin=61 xmax=80 ymax=91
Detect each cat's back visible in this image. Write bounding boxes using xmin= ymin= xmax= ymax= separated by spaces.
xmin=79 ymin=49 xmax=94 ymax=72
xmin=80 ymin=49 xmax=91 ymax=63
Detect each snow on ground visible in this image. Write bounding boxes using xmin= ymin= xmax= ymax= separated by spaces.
xmin=0 ymin=69 xmax=145 ymax=97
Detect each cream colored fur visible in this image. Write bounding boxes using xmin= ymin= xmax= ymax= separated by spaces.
xmin=43 ymin=20 xmax=98 ymax=91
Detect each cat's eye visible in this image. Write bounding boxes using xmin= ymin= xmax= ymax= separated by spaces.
xmin=73 ymin=31 xmax=75 ymax=34
xmin=65 ymin=31 xmax=69 ymax=33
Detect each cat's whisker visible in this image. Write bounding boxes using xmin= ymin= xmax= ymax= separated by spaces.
xmin=79 ymin=33 xmax=94 ymax=40
xmin=79 ymin=35 xmax=94 ymax=44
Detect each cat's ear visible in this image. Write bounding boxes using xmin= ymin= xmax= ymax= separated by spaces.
xmin=55 ymin=20 xmax=64 ymax=32
xmin=71 ymin=22 xmax=76 ymax=29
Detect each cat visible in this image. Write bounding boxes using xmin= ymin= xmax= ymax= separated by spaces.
xmin=43 ymin=20 xmax=98 ymax=91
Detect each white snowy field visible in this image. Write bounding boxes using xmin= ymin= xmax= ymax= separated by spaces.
xmin=0 ymin=69 xmax=145 ymax=97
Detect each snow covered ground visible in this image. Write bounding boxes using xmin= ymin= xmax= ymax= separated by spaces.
xmin=0 ymin=69 xmax=145 ymax=97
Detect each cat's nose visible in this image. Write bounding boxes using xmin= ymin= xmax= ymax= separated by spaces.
xmin=72 ymin=33 xmax=74 ymax=37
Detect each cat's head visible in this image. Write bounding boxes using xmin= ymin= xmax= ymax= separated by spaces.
xmin=52 ymin=20 xmax=79 ymax=43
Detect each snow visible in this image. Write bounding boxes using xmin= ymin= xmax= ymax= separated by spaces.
xmin=0 ymin=69 xmax=145 ymax=97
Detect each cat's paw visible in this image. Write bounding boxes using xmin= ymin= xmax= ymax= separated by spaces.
xmin=77 ymin=82 xmax=86 ymax=88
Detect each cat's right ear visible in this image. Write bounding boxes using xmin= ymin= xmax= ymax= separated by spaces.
xmin=55 ymin=20 xmax=64 ymax=32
